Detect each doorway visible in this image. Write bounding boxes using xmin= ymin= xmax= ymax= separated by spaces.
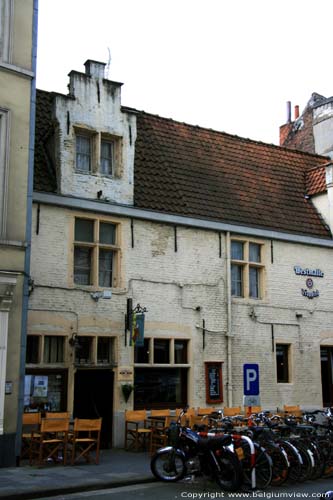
xmin=320 ymin=347 xmax=333 ymax=407
xmin=74 ymin=369 xmax=114 ymax=448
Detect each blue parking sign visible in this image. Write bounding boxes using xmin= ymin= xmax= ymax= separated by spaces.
xmin=243 ymin=364 xmax=259 ymax=396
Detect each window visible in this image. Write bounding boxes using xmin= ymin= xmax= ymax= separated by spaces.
xmin=133 ymin=339 xmax=189 ymax=409
xmin=76 ymin=134 xmax=91 ymax=172
xmin=276 ymin=344 xmax=290 ymax=383
xmin=231 ymin=239 xmax=264 ymax=299
xmin=26 ymin=336 xmax=40 ymax=364
xmin=43 ymin=336 xmax=64 ymax=363
xmin=0 ymin=0 xmax=12 ymax=63
xmin=73 ymin=217 xmax=119 ymax=287
xmin=75 ymin=336 xmax=93 ymax=364
xmin=97 ymin=337 xmax=113 ymax=364
xmin=75 ymin=130 xmax=119 ymax=176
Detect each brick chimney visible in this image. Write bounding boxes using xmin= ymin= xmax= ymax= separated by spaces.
xmin=279 ymin=101 xmax=293 ymax=146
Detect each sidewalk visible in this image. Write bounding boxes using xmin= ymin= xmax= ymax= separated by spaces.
xmin=0 ymin=449 xmax=154 ymax=500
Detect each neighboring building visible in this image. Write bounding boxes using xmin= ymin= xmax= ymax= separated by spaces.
xmin=30 ymin=60 xmax=333 ymax=448
xmin=0 ymin=0 xmax=38 ymax=465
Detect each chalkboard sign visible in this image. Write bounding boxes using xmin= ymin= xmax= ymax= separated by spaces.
xmin=205 ymin=362 xmax=223 ymax=404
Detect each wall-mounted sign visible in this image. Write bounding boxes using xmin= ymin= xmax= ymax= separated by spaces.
xmin=294 ymin=266 xmax=324 ymax=278
xmin=205 ymin=362 xmax=223 ymax=404
xmin=118 ymin=366 xmax=133 ymax=382
xmin=294 ymin=266 xmax=322 ymax=299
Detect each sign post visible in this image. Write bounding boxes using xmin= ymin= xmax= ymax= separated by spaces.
xmin=243 ymin=364 xmax=260 ymax=417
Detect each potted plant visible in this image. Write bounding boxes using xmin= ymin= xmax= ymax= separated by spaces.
xmin=121 ymin=383 xmax=134 ymax=403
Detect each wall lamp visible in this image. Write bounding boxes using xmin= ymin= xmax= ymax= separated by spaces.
xmin=69 ymin=333 xmax=80 ymax=348
xmin=90 ymin=290 xmax=113 ymax=301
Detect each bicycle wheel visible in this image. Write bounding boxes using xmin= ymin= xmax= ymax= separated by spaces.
xmin=318 ymin=439 xmax=333 ymax=478
xmin=150 ymin=448 xmax=186 ymax=482
xmin=279 ymin=440 xmax=303 ymax=482
xmin=214 ymin=449 xmax=243 ymax=492
xmin=264 ymin=442 xmax=289 ymax=486
xmin=239 ymin=442 xmax=273 ymax=489
xmin=289 ymin=440 xmax=313 ymax=482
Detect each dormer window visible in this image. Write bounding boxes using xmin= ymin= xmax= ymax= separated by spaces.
xmin=100 ymin=139 xmax=113 ymax=175
xmin=76 ymin=134 xmax=91 ymax=172
xmin=74 ymin=128 xmax=120 ymax=177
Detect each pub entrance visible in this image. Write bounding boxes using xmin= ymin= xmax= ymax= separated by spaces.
xmin=74 ymin=369 xmax=113 ymax=448
xmin=320 ymin=347 xmax=333 ymax=407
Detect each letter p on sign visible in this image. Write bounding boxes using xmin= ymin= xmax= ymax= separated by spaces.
xmin=243 ymin=364 xmax=259 ymax=396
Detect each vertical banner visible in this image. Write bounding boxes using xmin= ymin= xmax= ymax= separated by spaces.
xmin=130 ymin=313 xmax=145 ymax=346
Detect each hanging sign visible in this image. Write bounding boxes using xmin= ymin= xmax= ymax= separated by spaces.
xmin=130 ymin=313 xmax=145 ymax=346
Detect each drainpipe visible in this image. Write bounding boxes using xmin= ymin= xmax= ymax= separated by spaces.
xmin=226 ymin=232 xmax=233 ymax=406
xmin=15 ymin=0 xmax=38 ymax=463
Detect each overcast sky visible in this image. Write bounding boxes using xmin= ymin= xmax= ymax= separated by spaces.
xmin=36 ymin=0 xmax=333 ymax=145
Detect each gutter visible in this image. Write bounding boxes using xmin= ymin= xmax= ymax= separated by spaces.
xmin=33 ymin=192 xmax=333 ymax=248
xmin=15 ymin=0 xmax=38 ymax=461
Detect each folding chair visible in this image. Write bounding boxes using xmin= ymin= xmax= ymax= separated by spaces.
xmin=45 ymin=412 xmax=71 ymax=419
xmin=223 ymin=406 xmax=242 ymax=417
xmin=283 ymin=405 xmax=302 ymax=418
xmin=70 ymin=418 xmax=102 ymax=465
xmin=124 ymin=410 xmax=151 ymax=451
xmin=150 ymin=415 xmax=172 ymax=454
xmin=30 ymin=417 xmax=70 ymax=466
xmin=197 ymin=407 xmax=216 ymax=416
xmin=21 ymin=412 xmax=41 ymax=461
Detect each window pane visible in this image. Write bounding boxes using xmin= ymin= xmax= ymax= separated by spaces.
xmin=99 ymin=249 xmax=113 ymax=287
xmin=76 ymin=135 xmax=91 ymax=172
xmin=44 ymin=336 xmax=64 ymax=363
xmin=75 ymin=219 xmax=94 ymax=242
xmin=100 ymin=222 xmax=116 ymax=244
xmin=175 ymin=340 xmax=188 ymax=364
xmin=134 ymin=338 xmax=150 ymax=363
xmin=134 ymin=367 xmax=187 ymax=409
xmin=249 ymin=243 xmax=261 ymax=263
xmin=231 ymin=264 xmax=243 ymax=296
xmin=26 ymin=336 xmax=40 ymax=364
xmin=276 ymin=344 xmax=289 ymax=383
xmin=231 ymin=241 xmax=244 ymax=260
xmin=100 ymin=140 xmax=113 ymax=175
xmin=75 ymin=337 xmax=92 ymax=363
xmin=154 ymin=339 xmax=170 ymax=364
xmin=97 ymin=337 xmax=112 ymax=364
xmin=74 ymin=247 xmax=92 ymax=285
xmin=249 ymin=266 xmax=260 ymax=298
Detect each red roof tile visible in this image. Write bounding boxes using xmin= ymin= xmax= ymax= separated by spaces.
xmin=306 ymin=166 xmax=326 ymax=196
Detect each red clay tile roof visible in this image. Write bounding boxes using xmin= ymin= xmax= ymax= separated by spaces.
xmin=134 ymin=111 xmax=331 ymax=239
xmin=34 ymin=90 xmax=332 ymax=240
xmin=306 ymin=166 xmax=327 ymax=196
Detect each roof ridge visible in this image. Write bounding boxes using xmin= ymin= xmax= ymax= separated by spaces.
xmin=123 ymin=106 xmax=329 ymax=162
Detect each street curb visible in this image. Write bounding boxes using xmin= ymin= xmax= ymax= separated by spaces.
xmin=0 ymin=476 xmax=156 ymax=500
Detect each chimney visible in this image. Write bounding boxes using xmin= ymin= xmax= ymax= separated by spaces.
xmin=280 ymin=101 xmax=293 ymax=145
xmin=286 ymin=101 xmax=292 ymax=123
xmin=294 ymin=105 xmax=300 ymax=120
xmin=84 ymin=60 xmax=106 ymax=79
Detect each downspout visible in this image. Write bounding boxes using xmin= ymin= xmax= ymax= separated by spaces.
xmin=15 ymin=0 xmax=38 ymax=463
xmin=226 ymin=232 xmax=233 ymax=406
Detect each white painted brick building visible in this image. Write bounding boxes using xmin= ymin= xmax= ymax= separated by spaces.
xmin=28 ymin=61 xmax=333 ymax=447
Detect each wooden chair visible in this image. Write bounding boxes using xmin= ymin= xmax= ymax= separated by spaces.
xmin=150 ymin=409 xmax=171 ymax=418
xmin=222 ymin=406 xmax=242 ymax=417
xmin=283 ymin=405 xmax=302 ymax=418
xmin=197 ymin=407 xmax=216 ymax=416
xmin=21 ymin=412 xmax=41 ymax=461
xmin=70 ymin=418 xmax=102 ymax=465
xmin=150 ymin=415 xmax=172 ymax=454
xmin=45 ymin=412 xmax=71 ymax=419
xmin=244 ymin=406 xmax=262 ymax=416
xmin=175 ymin=407 xmax=195 ymax=426
xmin=189 ymin=414 xmax=209 ymax=430
xmin=124 ymin=410 xmax=151 ymax=451
xmin=30 ymin=417 xmax=70 ymax=466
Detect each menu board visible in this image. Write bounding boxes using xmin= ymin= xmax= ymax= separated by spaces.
xmin=205 ymin=362 xmax=223 ymax=404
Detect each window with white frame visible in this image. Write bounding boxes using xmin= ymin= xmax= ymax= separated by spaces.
xmin=0 ymin=0 xmax=13 ymax=63
xmin=75 ymin=129 xmax=119 ymax=176
xmin=73 ymin=217 xmax=120 ymax=287
xmin=231 ymin=239 xmax=264 ymax=299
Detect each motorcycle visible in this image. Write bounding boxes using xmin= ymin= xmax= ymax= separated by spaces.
xmin=150 ymin=407 xmax=242 ymax=491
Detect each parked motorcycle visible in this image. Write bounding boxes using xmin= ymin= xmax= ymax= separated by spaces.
xmin=150 ymin=407 xmax=242 ymax=491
